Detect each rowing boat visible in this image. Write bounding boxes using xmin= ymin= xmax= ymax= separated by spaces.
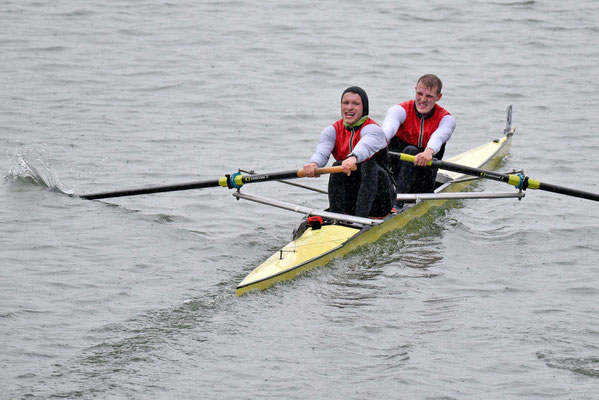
xmin=76 ymin=106 xmax=598 ymax=295
xmin=234 ymin=106 xmax=519 ymax=295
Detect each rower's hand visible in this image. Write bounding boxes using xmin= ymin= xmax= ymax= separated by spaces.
xmin=342 ymin=156 xmax=357 ymax=176
xmin=303 ymin=162 xmax=319 ymax=177
xmin=414 ymin=148 xmax=435 ymax=167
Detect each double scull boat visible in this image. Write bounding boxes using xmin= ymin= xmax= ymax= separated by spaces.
xmin=234 ymin=106 xmax=520 ymax=295
xmin=78 ymin=105 xmax=598 ymax=295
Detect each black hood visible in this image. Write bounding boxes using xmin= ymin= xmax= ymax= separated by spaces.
xmin=341 ymin=86 xmax=369 ymax=117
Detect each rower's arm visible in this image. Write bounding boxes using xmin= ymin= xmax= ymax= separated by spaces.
xmin=352 ymin=124 xmax=387 ymax=163
xmin=426 ymin=115 xmax=456 ymax=154
xmin=381 ymin=104 xmax=407 ymax=143
xmin=308 ymin=125 xmax=336 ymax=167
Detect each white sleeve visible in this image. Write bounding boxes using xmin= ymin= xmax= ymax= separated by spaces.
xmin=308 ymin=125 xmax=336 ymax=167
xmin=382 ymin=104 xmax=407 ymax=142
xmin=426 ymin=115 xmax=456 ymax=154
xmin=352 ymin=124 xmax=388 ymax=163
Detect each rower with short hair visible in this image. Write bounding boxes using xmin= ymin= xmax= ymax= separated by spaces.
xmin=382 ymin=74 xmax=456 ymax=209
xmin=303 ymin=86 xmax=395 ymax=218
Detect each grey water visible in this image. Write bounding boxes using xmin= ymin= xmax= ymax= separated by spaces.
xmin=2 ymin=1 xmax=598 ymax=399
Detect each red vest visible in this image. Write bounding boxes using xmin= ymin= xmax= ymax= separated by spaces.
xmin=330 ymin=117 xmax=378 ymax=161
xmin=394 ymin=100 xmax=450 ymax=148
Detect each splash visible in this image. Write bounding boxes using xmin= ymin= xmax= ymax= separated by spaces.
xmin=5 ymin=146 xmax=71 ymax=194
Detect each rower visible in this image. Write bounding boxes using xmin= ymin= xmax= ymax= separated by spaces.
xmin=303 ymin=86 xmax=395 ymax=218
xmin=382 ymin=74 xmax=457 ymax=209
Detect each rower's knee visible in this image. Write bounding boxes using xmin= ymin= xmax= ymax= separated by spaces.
xmin=359 ymin=158 xmax=378 ymax=174
xmin=402 ymin=145 xmax=419 ymax=155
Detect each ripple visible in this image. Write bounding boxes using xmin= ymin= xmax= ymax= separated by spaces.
xmin=537 ymin=350 xmax=599 ymax=377
xmin=3 ymin=0 xmax=599 ymax=398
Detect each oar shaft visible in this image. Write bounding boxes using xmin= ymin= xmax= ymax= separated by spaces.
xmin=392 ymin=152 xmax=512 ymax=184
xmin=80 ymin=178 xmax=223 ymax=200
xmin=532 ymin=180 xmax=599 ymax=202
xmin=80 ymin=165 xmax=347 ymax=200
xmin=394 ymin=152 xmax=599 ymax=202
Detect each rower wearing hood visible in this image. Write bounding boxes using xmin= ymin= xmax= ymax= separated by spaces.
xmin=303 ymin=86 xmax=395 ymax=218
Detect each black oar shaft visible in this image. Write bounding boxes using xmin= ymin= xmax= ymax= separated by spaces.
xmin=534 ymin=181 xmax=599 ymax=202
xmin=79 ymin=171 xmax=300 ymax=200
xmin=79 ymin=166 xmax=347 ymax=200
xmin=80 ymin=179 xmax=223 ymax=200
xmin=392 ymin=152 xmax=599 ymax=202
xmin=390 ymin=152 xmax=513 ymax=184
xmin=435 ymin=160 xmax=512 ymax=184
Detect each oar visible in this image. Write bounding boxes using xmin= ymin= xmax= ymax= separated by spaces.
xmin=391 ymin=152 xmax=599 ymax=202
xmin=78 ymin=165 xmax=348 ymax=200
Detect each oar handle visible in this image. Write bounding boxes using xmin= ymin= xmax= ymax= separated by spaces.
xmin=230 ymin=165 xmax=353 ymax=187
xmin=397 ymin=153 xmax=432 ymax=166
xmin=296 ymin=165 xmax=355 ymax=178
